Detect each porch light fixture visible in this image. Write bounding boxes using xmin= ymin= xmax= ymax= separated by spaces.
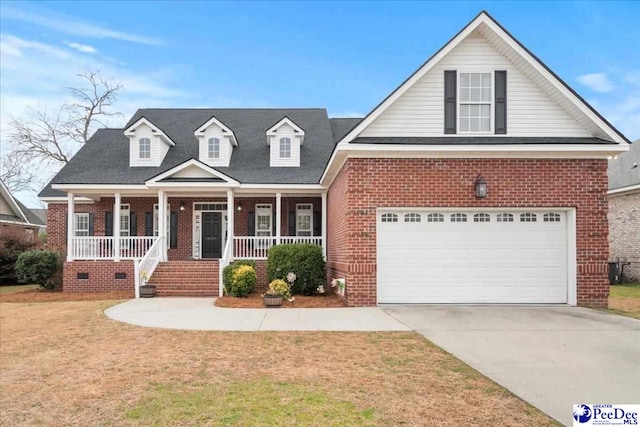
xmin=179 ymin=201 xmax=185 ymax=211
xmin=237 ymin=201 xmax=242 ymax=212
xmin=474 ymin=175 xmax=488 ymax=198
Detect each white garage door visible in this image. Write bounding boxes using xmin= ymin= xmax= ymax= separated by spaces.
xmin=377 ymin=210 xmax=568 ymax=304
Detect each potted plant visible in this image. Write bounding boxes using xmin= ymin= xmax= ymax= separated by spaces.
xmin=263 ymin=278 xmax=291 ymax=307
xmin=139 ymin=270 xmax=156 ymax=298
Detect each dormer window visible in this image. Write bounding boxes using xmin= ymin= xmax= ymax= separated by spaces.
xmin=139 ymin=138 xmax=151 ymax=159
xmin=459 ymin=72 xmax=492 ymax=133
xmin=279 ymin=137 xmax=291 ymax=159
xmin=208 ymin=138 xmax=220 ymax=159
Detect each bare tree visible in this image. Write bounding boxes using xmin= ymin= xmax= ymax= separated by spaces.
xmin=0 ymin=70 xmax=123 ymax=192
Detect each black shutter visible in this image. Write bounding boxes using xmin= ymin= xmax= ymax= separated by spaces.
xmin=64 ymin=213 xmax=68 ymax=242
xmin=105 ymin=212 xmax=113 ymax=236
xmin=247 ymin=211 xmax=255 ymax=236
xmin=313 ymin=211 xmax=321 ymax=236
xmin=495 ymin=70 xmax=507 ymax=134
xmin=145 ymin=212 xmax=153 ymax=236
xmin=88 ymin=213 xmax=94 ymax=236
xmin=170 ymin=212 xmax=178 ymax=249
xmin=444 ymin=70 xmax=457 ymax=134
xmin=288 ymin=211 xmax=296 ymax=236
xmin=272 ymin=207 xmax=276 ymax=236
xmin=130 ymin=212 xmax=137 ymax=236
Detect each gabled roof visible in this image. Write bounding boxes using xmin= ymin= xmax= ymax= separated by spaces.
xmin=194 ymin=115 xmax=238 ymax=146
xmin=338 ymin=10 xmax=629 ymax=145
xmin=0 ymin=180 xmax=44 ymax=226
xmin=609 ymin=139 xmax=640 ymax=191
xmin=266 ymin=116 xmax=306 ymax=145
xmin=124 ymin=117 xmax=176 ymax=146
xmin=146 ymin=158 xmax=239 ymax=187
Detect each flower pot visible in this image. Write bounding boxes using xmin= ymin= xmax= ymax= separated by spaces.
xmin=140 ymin=285 xmax=156 ymax=298
xmin=263 ymin=294 xmax=283 ymax=307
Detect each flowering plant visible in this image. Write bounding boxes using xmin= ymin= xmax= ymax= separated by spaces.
xmin=266 ymin=279 xmax=291 ymax=300
xmin=286 ymin=272 xmax=297 ymax=284
xmin=140 ymin=271 xmax=149 ymax=283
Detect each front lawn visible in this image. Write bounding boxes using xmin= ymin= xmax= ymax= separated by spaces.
xmin=0 ymin=299 xmax=558 ymax=426
xmin=608 ymin=282 xmax=640 ymax=319
xmin=0 ymin=284 xmax=40 ymax=295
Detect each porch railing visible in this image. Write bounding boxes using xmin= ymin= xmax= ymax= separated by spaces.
xmin=134 ymin=236 xmax=164 ymax=298
xmin=233 ymin=236 xmax=324 ymax=259
xmin=70 ymin=236 xmax=157 ymax=260
xmin=218 ymin=237 xmax=234 ymax=297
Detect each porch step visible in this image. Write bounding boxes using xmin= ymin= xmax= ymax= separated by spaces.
xmin=149 ymin=261 xmax=219 ymax=297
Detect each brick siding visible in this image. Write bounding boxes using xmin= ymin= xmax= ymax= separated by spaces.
xmin=608 ymin=191 xmax=640 ymax=281
xmin=63 ymin=260 xmax=134 ymax=292
xmin=327 ymin=158 xmax=610 ymax=308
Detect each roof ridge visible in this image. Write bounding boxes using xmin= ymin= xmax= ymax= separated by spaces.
xmin=136 ymin=107 xmax=328 ymax=111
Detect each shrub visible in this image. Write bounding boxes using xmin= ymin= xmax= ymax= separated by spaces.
xmin=15 ymin=249 xmax=59 ymax=289
xmin=267 ymin=279 xmax=291 ymax=300
xmin=0 ymin=236 xmax=37 ymax=284
xmin=222 ymin=260 xmax=257 ymax=294
xmin=227 ymin=264 xmax=257 ymax=297
xmin=267 ymin=244 xmax=326 ymax=295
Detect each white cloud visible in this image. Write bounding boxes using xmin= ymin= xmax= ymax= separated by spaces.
xmin=2 ymin=4 xmax=161 ymax=46
xmin=66 ymin=42 xmax=97 ymax=54
xmin=576 ymin=72 xmax=614 ymax=93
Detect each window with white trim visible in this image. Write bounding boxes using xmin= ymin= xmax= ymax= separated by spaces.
xmin=459 ymin=73 xmax=492 ymax=132
xmin=450 ymin=213 xmax=468 ymax=222
xmin=139 ymin=138 xmax=151 ymax=159
xmin=120 ymin=204 xmax=130 ymax=237
xmin=497 ymin=213 xmax=514 ymax=222
xmin=381 ymin=213 xmax=398 ymax=223
xmin=256 ymin=204 xmax=272 ymax=237
xmin=426 ymin=213 xmax=444 ymax=222
xmin=474 ymin=213 xmax=490 ymax=222
xmin=208 ymin=137 xmax=220 ymax=159
xmin=74 ymin=213 xmax=89 ymax=236
xmin=296 ymin=204 xmax=313 ymax=236
xmin=279 ymin=137 xmax=291 ymax=159
xmin=404 ymin=213 xmax=421 ymax=223
xmin=520 ymin=213 xmax=537 ymax=222
xmin=543 ymin=213 xmax=561 ymax=222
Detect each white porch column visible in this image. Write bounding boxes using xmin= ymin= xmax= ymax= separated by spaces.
xmin=275 ymin=192 xmax=282 ymax=245
xmin=226 ymin=190 xmax=234 ymax=253
xmin=66 ymin=192 xmax=75 ymax=261
xmin=321 ymin=192 xmax=327 ymax=257
xmin=114 ymin=193 xmax=121 ymax=262
xmin=158 ymin=190 xmax=166 ymax=261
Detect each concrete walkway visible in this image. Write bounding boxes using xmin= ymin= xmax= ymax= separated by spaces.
xmin=386 ymin=305 xmax=640 ymax=426
xmin=104 ymin=298 xmax=409 ymax=331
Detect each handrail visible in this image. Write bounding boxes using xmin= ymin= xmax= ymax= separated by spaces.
xmin=218 ymin=237 xmax=234 ymax=297
xmin=134 ymin=236 xmax=164 ymax=298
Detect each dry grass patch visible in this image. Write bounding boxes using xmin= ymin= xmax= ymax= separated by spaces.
xmin=608 ymin=283 xmax=640 ymax=319
xmin=0 ymin=284 xmax=40 ymax=295
xmin=0 ymin=289 xmax=133 ymax=303
xmin=0 ymin=300 xmax=558 ymax=426
xmin=215 ymin=292 xmax=346 ymax=308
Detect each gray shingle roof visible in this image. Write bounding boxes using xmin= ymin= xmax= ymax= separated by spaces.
xmin=40 ymin=108 xmax=339 ymax=197
xmin=609 ymin=139 xmax=640 ymax=190
xmin=351 ymin=137 xmax=618 ymax=145
xmin=329 ymin=118 xmax=362 ymax=143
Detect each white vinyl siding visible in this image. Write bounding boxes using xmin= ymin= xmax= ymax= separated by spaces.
xmin=359 ymin=32 xmax=590 ymax=138
xmin=269 ymin=123 xmax=301 ymax=167
xmin=129 ymin=123 xmax=171 ymax=167
xmin=198 ymin=127 xmax=233 ymax=167
xmin=0 ymin=195 xmax=14 ymax=216
xmin=377 ymin=209 xmax=568 ymax=304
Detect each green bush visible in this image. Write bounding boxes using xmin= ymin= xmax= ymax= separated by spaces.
xmin=15 ymin=249 xmax=59 ymax=289
xmin=222 ymin=260 xmax=257 ymax=294
xmin=226 ymin=264 xmax=257 ymax=297
xmin=0 ymin=236 xmax=37 ymax=284
xmin=267 ymin=244 xmax=326 ymax=296
xmin=267 ymin=279 xmax=291 ymax=300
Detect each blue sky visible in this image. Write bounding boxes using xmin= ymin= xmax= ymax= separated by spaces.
xmin=1 ymin=1 xmax=639 ymax=206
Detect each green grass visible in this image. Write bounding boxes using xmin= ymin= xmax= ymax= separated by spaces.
xmin=126 ymin=379 xmax=377 ymax=426
xmin=610 ymin=283 xmax=640 ymax=299
xmin=0 ymin=284 xmax=39 ymax=294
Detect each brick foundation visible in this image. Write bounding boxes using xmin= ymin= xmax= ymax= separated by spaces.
xmin=63 ymin=261 xmax=134 ymax=293
xmin=327 ymin=158 xmax=610 ymax=308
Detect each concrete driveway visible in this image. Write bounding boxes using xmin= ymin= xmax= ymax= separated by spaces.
xmin=384 ymin=305 xmax=640 ymax=426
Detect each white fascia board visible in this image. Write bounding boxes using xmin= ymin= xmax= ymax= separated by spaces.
xmin=0 ymin=219 xmax=38 ymax=227
xmin=145 ymin=159 xmax=239 ymax=185
xmin=39 ymin=196 xmax=94 ymax=204
xmin=195 ymin=116 xmax=238 ymax=146
xmin=266 ymin=117 xmax=306 ymax=145
xmin=0 ymin=180 xmax=29 ymax=222
xmin=608 ymin=184 xmax=640 ymax=195
xmin=237 ymin=184 xmax=326 ymax=191
xmin=146 ymin=182 xmax=241 ymax=188
xmin=51 ymin=184 xmax=149 ymax=191
xmin=124 ymin=117 xmax=176 ymax=146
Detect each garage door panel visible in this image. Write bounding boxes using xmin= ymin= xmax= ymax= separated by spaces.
xmin=377 ymin=209 xmax=568 ymax=304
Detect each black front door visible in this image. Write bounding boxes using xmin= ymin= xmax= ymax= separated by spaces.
xmin=202 ymin=212 xmax=222 ymax=258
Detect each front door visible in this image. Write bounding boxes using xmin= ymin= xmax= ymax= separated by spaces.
xmin=202 ymin=212 xmax=222 ymax=258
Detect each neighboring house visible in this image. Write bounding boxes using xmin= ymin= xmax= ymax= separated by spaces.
xmin=608 ymin=140 xmax=640 ymax=281
xmin=39 ymin=11 xmax=629 ymax=307
xmin=0 ymin=180 xmax=44 ymax=241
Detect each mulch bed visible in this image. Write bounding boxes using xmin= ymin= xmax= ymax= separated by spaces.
xmin=0 ymin=288 xmax=134 ymax=303
xmin=215 ymin=291 xmax=346 ymax=308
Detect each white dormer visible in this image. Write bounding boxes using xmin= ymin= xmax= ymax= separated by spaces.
xmin=194 ymin=116 xmax=238 ymax=167
xmin=266 ymin=117 xmax=304 ymax=167
xmin=124 ymin=117 xmax=175 ymax=167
